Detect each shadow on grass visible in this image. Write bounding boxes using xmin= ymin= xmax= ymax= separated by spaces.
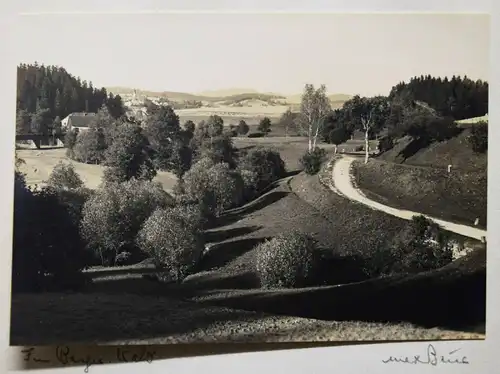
xmin=182 ymin=270 xmax=260 ymax=292
xmin=312 ymin=253 xmax=371 ymax=286
xmin=198 ymin=248 xmax=486 ymax=330
xmin=218 ymin=191 xmax=289 ymax=225
xmin=85 ymin=266 xmax=157 ymax=279
xmin=204 ymin=225 xmax=262 ymax=244
xmin=199 ymin=236 xmax=270 ymax=271
xmin=10 ymin=293 xmax=266 ymax=345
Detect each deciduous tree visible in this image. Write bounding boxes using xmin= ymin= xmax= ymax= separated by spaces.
xmin=299 ymin=84 xmax=332 ymax=151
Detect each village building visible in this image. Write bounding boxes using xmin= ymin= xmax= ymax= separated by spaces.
xmin=61 ymin=112 xmax=97 ymax=132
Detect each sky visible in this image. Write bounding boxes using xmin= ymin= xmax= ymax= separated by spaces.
xmin=12 ymin=13 xmax=490 ymax=96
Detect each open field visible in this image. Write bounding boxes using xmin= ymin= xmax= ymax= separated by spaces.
xmin=16 ymin=148 xmax=178 ymax=193
xmin=352 ymin=158 xmax=487 ymax=230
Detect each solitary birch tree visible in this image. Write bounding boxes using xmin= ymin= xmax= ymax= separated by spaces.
xmin=299 ymin=84 xmax=332 ymax=151
xmin=346 ymin=95 xmax=390 ymax=163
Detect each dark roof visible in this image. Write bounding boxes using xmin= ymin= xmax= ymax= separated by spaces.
xmin=68 ymin=113 xmax=97 ymax=128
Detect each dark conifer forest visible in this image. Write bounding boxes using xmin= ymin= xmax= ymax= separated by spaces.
xmin=388 ymin=75 xmax=488 ymax=120
xmin=16 ymin=62 xmax=125 ymax=135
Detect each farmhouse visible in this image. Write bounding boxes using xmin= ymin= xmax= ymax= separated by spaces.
xmin=61 ymin=112 xmax=97 ymax=132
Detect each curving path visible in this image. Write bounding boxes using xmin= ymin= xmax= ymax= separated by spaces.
xmin=330 ymin=156 xmax=487 ymax=241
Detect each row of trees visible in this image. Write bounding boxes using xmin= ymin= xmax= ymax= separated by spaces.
xmin=281 ymin=74 xmax=488 ymax=164
xmin=16 ymin=63 xmax=126 ymax=135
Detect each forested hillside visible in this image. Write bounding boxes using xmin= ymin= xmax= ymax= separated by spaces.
xmin=388 ymin=75 xmax=488 ymax=120
xmin=16 ymin=63 xmax=124 ymax=135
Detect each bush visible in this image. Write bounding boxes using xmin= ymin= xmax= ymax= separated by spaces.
xmin=468 ymin=122 xmax=488 ymax=153
xmin=12 ymin=179 xmax=88 ymax=293
xmin=237 ymin=120 xmax=250 ymax=135
xmin=103 ymin=123 xmax=156 ymax=182
xmin=80 ymin=179 xmax=175 ymax=266
xmin=198 ymin=135 xmax=237 ymax=168
xmin=72 ymin=128 xmax=107 ymax=164
xmin=377 ymin=136 xmax=394 ymax=153
xmin=64 ymin=129 xmax=78 ymax=151
xmin=137 ymin=205 xmax=204 ymax=281
xmin=327 ymin=127 xmax=350 ymax=147
xmin=239 ymin=168 xmax=260 ymax=200
xmin=299 ymin=147 xmax=327 ymax=175
xmin=182 ymin=158 xmax=244 ymax=217
xmin=256 ymin=231 xmax=318 ymax=289
xmin=52 ymin=186 xmax=94 ymax=227
xmin=368 ymin=215 xmax=454 ymax=276
xmin=247 ymin=132 xmax=265 ymax=138
xmin=46 ymin=162 xmax=84 ymax=190
xmin=238 ymin=147 xmax=286 ymax=192
xmin=258 ymin=117 xmax=272 ymax=134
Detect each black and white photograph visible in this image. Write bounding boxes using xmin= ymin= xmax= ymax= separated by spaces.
xmin=10 ymin=12 xmax=488 ymax=345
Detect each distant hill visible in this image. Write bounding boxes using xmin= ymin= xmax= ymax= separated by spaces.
xmin=108 ymin=86 xmax=352 ymax=107
xmin=197 ymin=88 xmax=260 ymax=97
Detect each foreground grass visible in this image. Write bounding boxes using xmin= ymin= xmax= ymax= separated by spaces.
xmin=352 ymin=158 xmax=487 ymax=229
xmin=10 ymin=293 xmax=484 ymax=345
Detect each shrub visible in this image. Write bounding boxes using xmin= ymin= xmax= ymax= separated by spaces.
xmin=46 ymin=162 xmax=84 ymax=190
xmin=198 ymin=134 xmax=238 ymax=168
xmin=238 ymin=147 xmax=286 ymax=192
xmin=137 ymin=205 xmax=204 ymax=281
xmin=182 ymin=158 xmax=244 ymax=217
xmin=73 ymin=128 xmax=107 ymax=164
xmin=247 ymin=132 xmax=265 ymax=138
xmin=258 ymin=117 xmax=272 ymax=134
xmin=327 ymin=127 xmax=350 ymax=149
xmin=377 ymin=136 xmax=394 ymax=153
xmin=64 ymin=129 xmax=78 ymax=150
xmin=239 ymin=168 xmax=260 ymax=200
xmin=184 ymin=120 xmax=196 ymax=133
xmin=368 ymin=215 xmax=454 ymax=276
xmin=237 ymin=120 xmax=250 ymax=135
xmin=103 ymin=123 xmax=156 ymax=182
xmin=52 ymin=186 xmax=94 ymax=227
xmin=80 ymin=179 xmax=175 ymax=266
xmin=299 ymin=147 xmax=327 ymax=175
xmin=12 ymin=180 xmax=88 ymax=293
xmin=256 ymin=231 xmax=318 ymax=289
xmin=468 ymin=122 xmax=488 ymax=153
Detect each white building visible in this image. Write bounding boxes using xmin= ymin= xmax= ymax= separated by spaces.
xmin=61 ymin=112 xmax=97 ymax=132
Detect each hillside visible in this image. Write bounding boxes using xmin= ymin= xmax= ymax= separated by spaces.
xmin=378 ymin=128 xmax=487 ymax=171
xmin=354 ymin=128 xmax=487 ymax=228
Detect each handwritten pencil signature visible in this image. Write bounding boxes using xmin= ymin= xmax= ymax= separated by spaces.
xmin=22 ymin=346 xmax=156 ymax=373
xmin=382 ymin=344 xmax=469 ymax=365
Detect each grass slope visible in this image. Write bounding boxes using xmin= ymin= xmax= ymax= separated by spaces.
xmin=193 ymin=245 xmax=485 ymax=330
xmin=378 ymin=129 xmax=487 ymax=171
xmin=352 ymin=158 xmax=487 ymax=229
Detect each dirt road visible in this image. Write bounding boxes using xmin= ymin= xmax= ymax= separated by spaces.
xmin=16 ymin=148 xmax=177 ymax=193
xmin=331 ymin=156 xmax=487 ymax=241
